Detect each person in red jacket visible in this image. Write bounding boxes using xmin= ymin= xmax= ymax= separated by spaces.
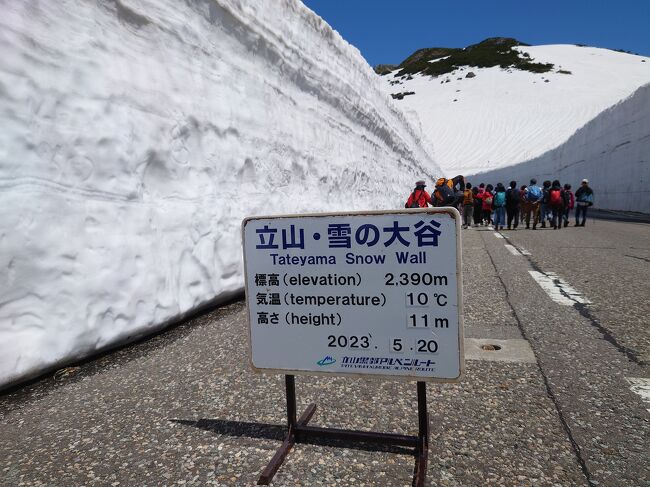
xmin=548 ymin=179 xmax=566 ymax=230
xmin=481 ymin=184 xmax=494 ymax=226
xmin=405 ymin=180 xmax=432 ymax=208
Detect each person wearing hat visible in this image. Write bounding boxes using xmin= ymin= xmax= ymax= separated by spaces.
xmin=574 ymin=179 xmax=594 ymax=226
xmin=405 ymin=180 xmax=432 ymax=208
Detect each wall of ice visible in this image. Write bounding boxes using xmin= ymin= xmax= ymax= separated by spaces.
xmin=0 ymin=0 xmax=439 ymax=388
xmin=468 ymin=83 xmax=650 ymax=213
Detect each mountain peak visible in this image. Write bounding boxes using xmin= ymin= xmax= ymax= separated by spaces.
xmin=375 ymin=38 xmax=553 ymax=77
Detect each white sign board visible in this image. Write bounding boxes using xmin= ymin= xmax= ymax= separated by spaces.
xmin=242 ymin=209 xmax=464 ymax=382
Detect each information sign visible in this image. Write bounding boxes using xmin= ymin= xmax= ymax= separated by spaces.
xmin=242 ymin=209 xmax=464 ymax=382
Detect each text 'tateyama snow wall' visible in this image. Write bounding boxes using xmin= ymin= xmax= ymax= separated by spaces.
xmin=469 ymin=83 xmax=650 ymax=213
xmin=0 ymin=0 xmax=439 ymax=388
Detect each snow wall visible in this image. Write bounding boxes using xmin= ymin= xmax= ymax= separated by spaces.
xmin=0 ymin=0 xmax=439 ymax=389
xmin=468 ymin=83 xmax=650 ymax=213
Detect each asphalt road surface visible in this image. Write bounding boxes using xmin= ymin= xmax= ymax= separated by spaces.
xmin=1 ymin=218 xmax=648 ymax=486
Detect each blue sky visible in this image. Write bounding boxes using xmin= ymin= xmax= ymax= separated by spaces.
xmin=301 ymin=0 xmax=650 ymax=66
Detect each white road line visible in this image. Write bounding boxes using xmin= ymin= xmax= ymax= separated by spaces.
xmin=504 ymin=244 xmax=521 ymax=256
xmin=528 ymin=270 xmax=591 ymax=306
xmin=518 ymin=247 xmax=532 ymax=256
xmin=626 ymin=378 xmax=650 ymax=412
xmin=493 ymin=232 xmax=504 ymax=239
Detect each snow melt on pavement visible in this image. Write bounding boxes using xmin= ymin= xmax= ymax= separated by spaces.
xmin=0 ymin=0 xmax=438 ymax=388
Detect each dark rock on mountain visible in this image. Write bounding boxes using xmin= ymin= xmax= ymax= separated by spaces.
xmin=388 ymin=38 xmax=554 ymax=79
xmin=374 ymin=64 xmax=397 ymax=75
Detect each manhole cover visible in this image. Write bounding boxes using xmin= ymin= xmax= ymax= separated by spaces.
xmin=481 ymin=344 xmax=502 ymax=351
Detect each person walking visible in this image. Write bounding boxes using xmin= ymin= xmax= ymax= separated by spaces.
xmin=482 ymin=184 xmax=494 ymax=226
xmin=405 ymin=180 xmax=432 ymax=208
xmin=541 ymin=180 xmax=552 ymax=228
xmin=574 ymin=179 xmax=594 ymax=226
xmin=492 ymin=183 xmax=507 ymax=231
xmin=563 ymin=183 xmax=574 ymax=228
xmin=548 ymin=180 xmax=565 ymax=229
xmin=472 ymin=186 xmax=482 ymax=226
xmin=523 ymin=178 xmax=543 ymax=230
xmin=462 ymin=182 xmax=474 ymax=229
xmin=432 ymin=175 xmax=465 ymax=207
xmin=505 ymin=180 xmax=521 ymax=230
xmin=519 ymin=184 xmax=527 ymax=222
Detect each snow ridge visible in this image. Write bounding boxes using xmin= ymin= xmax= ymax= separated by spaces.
xmin=0 ymin=0 xmax=439 ymax=388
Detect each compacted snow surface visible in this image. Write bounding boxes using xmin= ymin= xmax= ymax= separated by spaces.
xmin=0 ymin=0 xmax=438 ymax=387
xmin=382 ymin=45 xmax=650 ymax=178
xmin=473 ymin=83 xmax=650 ymax=212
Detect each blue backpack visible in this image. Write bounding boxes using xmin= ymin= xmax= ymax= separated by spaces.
xmin=526 ymin=185 xmax=542 ymax=202
xmin=494 ymin=191 xmax=506 ymax=207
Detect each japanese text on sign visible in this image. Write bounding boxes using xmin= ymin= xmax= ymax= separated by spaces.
xmin=242 ymin=209 xmax=464 ymax=382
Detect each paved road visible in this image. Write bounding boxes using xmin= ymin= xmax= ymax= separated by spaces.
xmin=1 ymin=219 xmax=648 ymax=486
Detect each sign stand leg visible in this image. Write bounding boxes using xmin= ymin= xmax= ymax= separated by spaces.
xmin=257 ymin=376 xmax=430 ymax=486
xmin=258 ymin=375 xmax=317 ymax=485
xmin=414 ymin=381 xmax=430 ymax=487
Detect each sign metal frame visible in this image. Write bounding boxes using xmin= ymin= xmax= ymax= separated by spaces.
xmin=241 ymin=208 xmax=464 ymax=486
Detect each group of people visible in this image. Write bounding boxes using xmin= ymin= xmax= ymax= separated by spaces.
xmin=405 ymin=176 xmax=595 ymax=230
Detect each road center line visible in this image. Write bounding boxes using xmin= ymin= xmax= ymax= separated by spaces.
xmin=493 ymin=232 xmax=504 ymax=239
xmin=504 ymin=244 xmax=521 ymax=256
xmin=528 ymin=270 xmax=591 ymax=306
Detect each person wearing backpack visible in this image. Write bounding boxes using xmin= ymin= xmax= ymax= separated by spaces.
xmin=462 ymin=182 xmax=474 ymax=229
xmin=523 ymin=178 xmax=543 ymax=230
xmin=548 ymin=180 xmax=565 ymax=230
xmin=432 ymin=175 xmax=465 ymax=207
xmin=574 ymin=179 xmax=594 ymax=226
xmin=482 ymin=184 xmax=494 ymax=226
xmin=492 ymin=183 xmax=507 ymax=231
xmin=540 ymin=180 xmax=552 ymax=228
xmin=405 ymin=180 xmax=432 ymax=208
xmin=505 ymin=180 xmax=521 ymax=230
xmin=562 ymin=183 xmax=574 ymax=228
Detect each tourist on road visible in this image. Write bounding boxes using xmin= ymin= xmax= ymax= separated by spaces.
xmin=482 ymin=184 xmax=494 ymax=226
xmin=472 ymin=186 xmax=482 ymax=226
xmin=493 ymin=183 xmax=507 ymax=231
xmin=405 ymin=180 xmax=432 ymax=208
xmin=432 ymin=175 xmax=465 ymax=207
xmin=541 ymin=180 xmax=552 ymax=228
xmin=523 ymin=178 xmax=543 ymax=230
xmin=574 ymin=179 xmax=594 ymax=226
xmin=462 ymin=182 xmax=474 ymax=229
xmin=549 ymin=180 xmax=566 ymax=230
xmin=519 ymin=184 xmax=527 ymax=223
xmin=563 ymin=183 xmax=574 ymax=228
xmin=506 ymin=180 xmax=521 ymax=230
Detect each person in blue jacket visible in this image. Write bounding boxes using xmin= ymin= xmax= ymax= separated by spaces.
xmin=574 ymin=179 xmax=594 ymax=226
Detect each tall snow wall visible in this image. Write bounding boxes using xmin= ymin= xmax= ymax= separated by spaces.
xmin=0 ymin=0 xmax=439 ymax=388
xmin=468 ymin=83 xmax=650 ymax=212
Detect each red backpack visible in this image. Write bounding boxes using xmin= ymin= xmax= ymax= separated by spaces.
xmin=549 ymin=189 xmax=562 ymax=207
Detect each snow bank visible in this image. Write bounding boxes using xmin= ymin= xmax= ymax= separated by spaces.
xmin=381 ymin=45 xmax=650 ymax=176
xmin=0 ymin=0 xmax=438 ymax=388
xmin=468 ymin=83 xmax=650 ymax=212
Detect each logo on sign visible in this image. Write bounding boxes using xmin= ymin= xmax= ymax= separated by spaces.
xmin=316 ymin=356 xmax=336 ymax=366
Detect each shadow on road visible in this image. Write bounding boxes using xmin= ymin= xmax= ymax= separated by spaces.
xmin=170 ymin=418 xmax=414 ymax=455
